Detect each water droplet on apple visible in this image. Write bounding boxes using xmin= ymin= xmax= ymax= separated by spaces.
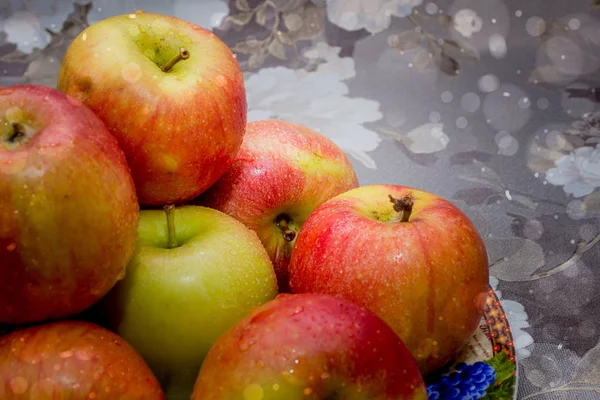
xmin=75 ymin=349 xmax=92 ymax=361
xmin=291 ymin=306 xmax=304 ymax=315
xmin=60 ymin=350 xmax=73 ymax=358
xmin=321 ymin=371 xmax=330 ymax=380
xmin=121 ymin=62 xmax=142 ymax=83
xmin=128 ymin=13 xmax=137 ymax=19
xmin=214 ymin=75 xmax=227 ymax=88
xmin=10 ymin=377 xmax=28 ymax=394
xmin=238 ymin=339 xmax=255 ymax=352
xmin=82 ymin=33 xmax=87 ymax=42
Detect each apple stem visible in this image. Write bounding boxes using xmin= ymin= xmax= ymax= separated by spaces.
xmin=5 ymin=123 xmax=25 ymax=144
xmin=161 ymin=47 xmax=190 ymax=73
xmin=276 ymin=215 xmax=296 ymax=242
xmin=164 ymin=204 xmax=178 ymax=249
xmin=388 ymin=194 xmax=414 ymax=222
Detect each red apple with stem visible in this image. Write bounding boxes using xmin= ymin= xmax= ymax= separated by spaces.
xmin=0 ymin=84 xmax=139 ymax=325
xmin=0 ymin=320 xmax=165 ymax=399
xmin=288 ymin=184 xmax=490 ymax=374
xmin=192 ymin=293 xmax=428 ymax=400
xmin=57 ymin=11 xmax=247 ymax=205
xmin=197 ymin=119 xmax=359 ymax=291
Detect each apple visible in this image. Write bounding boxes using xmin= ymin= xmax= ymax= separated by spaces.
xmin=0 ymin=320 xmax=165 ymax=399
xmin=56 ymin=11 xmax=247 ymax=206
xmin=0 ymin=84 xmax=139 ymax=325
xmin=191 ymin=292 xmax=428 ymax=399
xmin=196 ymin=119 xmax=359 ymax=292
xmin=288 ymin=184 xmax=489 ymax=374
xmin=96 ymin=204 xmax=279 ymax=399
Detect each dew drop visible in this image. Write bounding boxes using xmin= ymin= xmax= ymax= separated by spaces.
xmin=10 ymin=377 xmax=28 ymax=394
xmin=292 ymin=306 xmax=304 ymax=315
xmin=214 ymin=75 xmax=227 ymax=88
xmin=121 ymin=62 xmax=142 ymax=83
xmin=60 ymin=350 xmax=73 ymax=359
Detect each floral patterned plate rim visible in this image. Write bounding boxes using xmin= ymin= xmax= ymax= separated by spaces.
xmin=424 ymin=285 xmax=518 ymax=400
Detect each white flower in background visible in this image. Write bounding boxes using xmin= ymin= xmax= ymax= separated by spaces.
xmin=245 ymin=43 xmax=383 ymax=168
xmin=326 ymin=0 xmax=423 ymax=34
xmin=453 ymin=8 xmax=483 ymax=38
xmin=173 ymin=0 xmax=229 ymax=30
xmin=403 ymin=123 xmax=450 ymax=154
xmin=0 ymin=11 xmax=49 ymax=53
xmin=546 ymin=144 xmax=600 ymax=198
xmin=490 ymin=276 xmax=534 ymax=360
xmin=566 ymin=111 xmax=600 ymax=137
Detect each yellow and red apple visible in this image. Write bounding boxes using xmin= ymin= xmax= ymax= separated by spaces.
xmin=197 ymin=119 xmax=359 ymax=291
xmin=289 ymin=184 xmax=490 ymax=374
xmin=57 ymin=11 xmax=247 ymax=206
xmin=0 ymin=321 xmax=165 ymax=399
xmin=0 ymin=84 xmax=139 ymax=325
xmin=192 ymin=293 xmax=428 ymax=399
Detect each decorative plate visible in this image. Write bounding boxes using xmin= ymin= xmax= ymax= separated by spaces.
xmin=424 ymin=286 xmax=518 ymax=400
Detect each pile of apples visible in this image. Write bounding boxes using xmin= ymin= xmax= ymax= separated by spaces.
xmin=0 ymin=10 xmax=490 ymax=400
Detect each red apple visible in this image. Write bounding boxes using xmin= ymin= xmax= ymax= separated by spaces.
xmin=288 ymin=184 xmax=489 ymax=374
xmin=0 ymin=84 xmax=139 ymax=325
xmin=57 ymin=11 xmax=247 ymax=205
xmin=192 ymin=293 xmax=428 ymax=399
xmin=0 ymin=320 xmax=165 ymax=399
xmin=197 ymin=119 xmax=359 ymax=291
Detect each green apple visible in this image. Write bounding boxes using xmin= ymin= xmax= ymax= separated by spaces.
xmin=97 ymin=205 xmax=278 ymax=399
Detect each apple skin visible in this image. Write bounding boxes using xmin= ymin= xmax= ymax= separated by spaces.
xmin=57 ymin=11 xmax=247 ymax=206
xmin=97 ymin=205 xmax=278 ymax=399
xmin=192 ymin=292 xmax=428 ymax=400
xmin=0 ymin=320 xmax=165 ymax=399
xmin=0 ymin=84 xmax=139 ymax=325
xmin=197 ymin=119 xmax=359 ymax=292
xmin=288 ymin=184 xmax=489 ymax=375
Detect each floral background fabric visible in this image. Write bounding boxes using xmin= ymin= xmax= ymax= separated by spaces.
xmin=1 ymin=0 xmax=600 ymax=398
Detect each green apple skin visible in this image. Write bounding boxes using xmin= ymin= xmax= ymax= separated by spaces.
xmin=98 ymin=205 xmax=278 ymax=399
xmin=197 ymin=120 xmax=359 ymax=292
xmin=0 ymin=84 xmax=139 ymax=325
xmin=0 ymin=321 xmax=165 ymax=399
xmin=191 ymin=293 xmax=428 ymax=400
xmin=288 ymin=184 xmax=489 ymax=375
xmin=57 ymin=11 xmax=247 ymax=206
